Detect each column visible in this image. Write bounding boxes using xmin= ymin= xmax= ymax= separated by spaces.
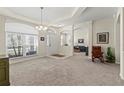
xmin=114 ymin=14 xmax=120 ymax=64
xmin=0 ymin=16 xmax=6 ymax=56
xmin=72 ymin=24 xmax=75 ymax=56
xmin=88 ymin=21 xmax=93 ymax=58
xmin=120 ymin=7 xmax=124 ymax=80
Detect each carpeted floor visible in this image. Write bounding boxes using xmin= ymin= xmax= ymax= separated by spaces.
xmin=10 ymin=53 xmax=124 ymax=86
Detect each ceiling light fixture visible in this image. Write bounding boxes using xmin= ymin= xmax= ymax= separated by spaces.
xmin=35 ymin=7 xmax=48 ymax=31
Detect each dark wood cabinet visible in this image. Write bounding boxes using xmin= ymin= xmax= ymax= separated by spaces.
xmin=0 ymin=57 xmax=10 ymax=86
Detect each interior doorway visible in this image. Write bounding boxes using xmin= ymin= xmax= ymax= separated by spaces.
xmin=46 ymin=30 xmax=60 ymax=56
xmin=73 ymin=24 xmax=89 ymax=56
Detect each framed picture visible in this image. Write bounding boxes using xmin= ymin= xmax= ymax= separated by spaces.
xmin=40 ymin=37 xmax=45 ymax=41
xmin=78 ymin=39 xmax=84 ymax=43
xmin=97 ymin=32 xmax=109 ymax=44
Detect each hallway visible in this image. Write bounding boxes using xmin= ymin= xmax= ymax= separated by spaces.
xmin=10 ymin=53 xmax=124 ymax=86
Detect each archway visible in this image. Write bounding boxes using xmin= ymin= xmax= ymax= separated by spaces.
xmin=46 ymin=29 xmax=60 ymax=56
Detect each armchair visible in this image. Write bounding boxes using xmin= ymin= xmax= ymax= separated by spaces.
xmin=92 ymin=46 xmax=104 ymax=63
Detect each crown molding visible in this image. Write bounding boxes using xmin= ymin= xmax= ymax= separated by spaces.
xmin=0 ymin=8 xmax=40 ymax=25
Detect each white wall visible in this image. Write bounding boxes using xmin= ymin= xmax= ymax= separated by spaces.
xmin=38 ymin=31 xmax=47 ymax=57
xmin=0 ymin=16 xmax=6 ymax=56
xmin=74 ymin=22 xmax=89 ymax=46
xmin=92 ymin=18 xmax=114 ymax=56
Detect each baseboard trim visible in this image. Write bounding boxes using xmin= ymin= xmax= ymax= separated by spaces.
xmin=120 ymin=73 xmax=124 ymax=80
xmin=115 ymin=61 xmax=120 ymax=64
xmin=0 ymin=82 xmax=10 ymax=86
xmin=9 ymin=55 xmax=45 ymax=64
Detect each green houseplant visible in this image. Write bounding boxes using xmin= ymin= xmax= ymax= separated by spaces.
xmin=106 ymin=47 xmax=115 ymax=63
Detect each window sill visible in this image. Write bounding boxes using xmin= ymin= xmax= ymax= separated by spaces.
xmin=9 ymin=54 xmax=40 ymax=64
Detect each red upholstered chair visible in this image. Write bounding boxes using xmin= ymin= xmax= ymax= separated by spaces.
xmin=92 ymin=46 xmax=104 ymax=63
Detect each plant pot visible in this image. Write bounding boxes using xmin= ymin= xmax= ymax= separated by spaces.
xmin=106 ymin=60 xmax=115 ymax=63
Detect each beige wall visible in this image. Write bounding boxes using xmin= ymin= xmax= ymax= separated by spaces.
xmin=92 ymin=18 xmax=114 ymax=56
xmin=0 ymin=16 xmax=6 ymax=56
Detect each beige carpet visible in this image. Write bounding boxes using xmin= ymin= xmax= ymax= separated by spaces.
xmin=10 ymin=53 xmax=124 ymax=86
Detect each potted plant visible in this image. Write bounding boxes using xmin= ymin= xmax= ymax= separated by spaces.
xmin=106 ymin=47 xmax=115 ymax=63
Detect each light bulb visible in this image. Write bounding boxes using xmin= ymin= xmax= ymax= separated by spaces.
xmin=38 ymin=27 xmax=42 ymax=30
xmin=43 ymin=26 xmax=48 ymax=31
xmin=40 ymin=25 xmax=43 ymax=29
xmin=35 ymin=26 xmax=39 ymax=29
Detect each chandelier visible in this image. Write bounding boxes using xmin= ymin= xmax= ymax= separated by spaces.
xmin=35 ymin=7 xmax=48 ymax=31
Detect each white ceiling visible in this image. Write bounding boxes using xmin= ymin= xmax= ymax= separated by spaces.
xmin=57 ymin=7 xmax=117 ymax=25
xmin=78 ymin=7 xmax=117 ymax=22
xmin=5 ymin=7 xmax=76 ymax=25
xmin=3 ymin=7 xmax=117 ymax=26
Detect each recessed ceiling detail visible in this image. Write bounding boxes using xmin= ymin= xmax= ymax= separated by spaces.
xmin=0 ymin=7 xmax=118 ymax=27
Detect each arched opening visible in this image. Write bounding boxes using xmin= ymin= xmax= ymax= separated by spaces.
xmin=46 ymin=29 xmax=60 ymax=56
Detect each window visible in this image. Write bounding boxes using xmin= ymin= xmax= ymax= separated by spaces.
xmin=7 ymin=33 xmax=23 ymax=57
xmin=7 ymin=32 xmax=38 ymax=58
xmin=25 ymin=35 xmax=38 ymax=56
